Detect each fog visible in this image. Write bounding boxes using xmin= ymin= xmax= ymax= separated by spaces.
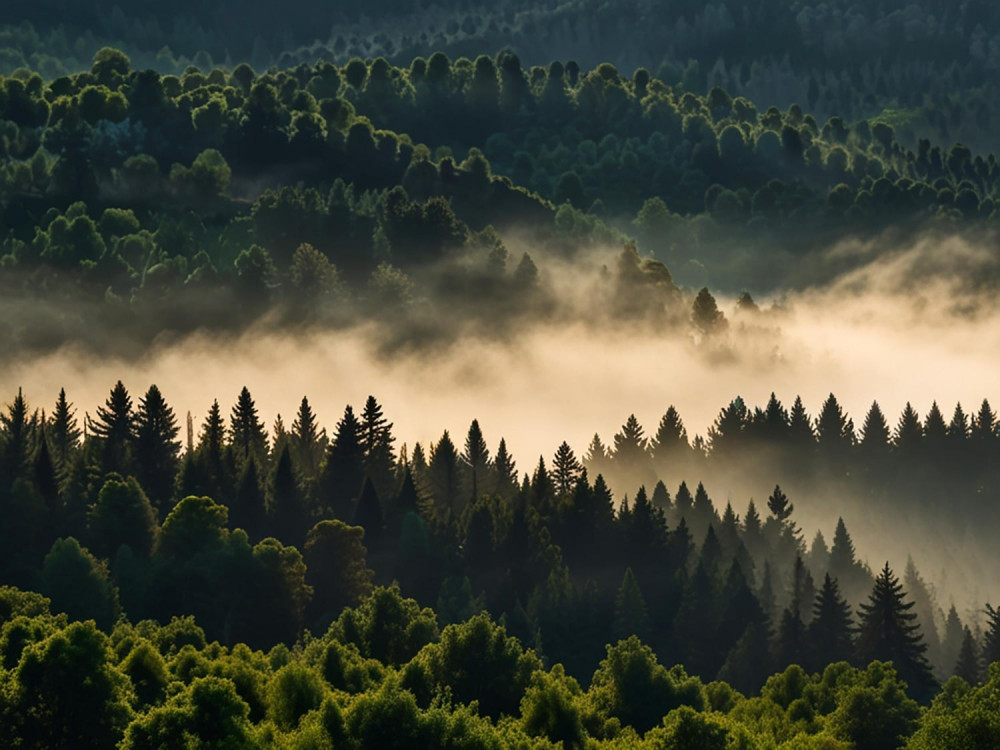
xmin=3 ymin=233 xmax=1000 ymax=615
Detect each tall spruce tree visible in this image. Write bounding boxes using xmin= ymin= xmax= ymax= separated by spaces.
xmin=133 ymin=385 xmax=181 ymax=515
xmin=983 ymin=603 xmax=1000 ymax=667
xmin=49 ymin=388 xmax=81 ymax=471
xmin=319 ymin=405 xmax=366 ymax=520
xmin=493 ymin=438 xmax=518 ymax=498
xmin=229 ymin=387 xmax=268 ymax=466
xmin=88 ymin=381 xmax=134 ymax=476
xmin=953 ymin=627 xmax=982 ymax=685
xmin=806 ymin=573 xmax=854 ymax=671
xmin=352 ymin=476 xmax=384 ymax=546
xmin=428 ymin=430 xmax=461 ymax=517
xmin=461 ymin=419 xmax=491 ymax=500
xmin=650 ymin=406 xmax=690 ymax=475
xmin=271 ymin=443 xmax=309 ymax=547
xmin=1 ymin=388 xmax=34 ymax=483
xmin=551 ymin=441 xmax=581 ymax=498
xmin=290 ymin=396 xmax=323 ymax=483
xmin=359 ymin=396 xmax=396 ymax=499
xmin=231 ymin=455 xmax=266 ymax=541
xmin=855 ymin=563 xmax=936 ymax=699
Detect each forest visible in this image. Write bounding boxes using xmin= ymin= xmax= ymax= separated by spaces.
xmin=0 ymin=383 xmax=999 ymax=748
xmin=3 ymin=0 xmax=1000 ymax=746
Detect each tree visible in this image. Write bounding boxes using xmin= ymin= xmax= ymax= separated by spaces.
xmin=953 ymin=627 xmax=982 ymax=685
xmin=48 ymin=388 xmax=81 ymax=470
xmin=352 ymin=477 xmax=384 ymax=544
xmin=859 ymin=401 xmax=891 ymax=462
xmin=359 ymin=396 xmax=396 ymax=499
xmin=158 ymin=495 xmax=228 ymax=558
xmin=691 ymin=287 xmax=726 ymax=335
xmin=87 ymin=474 xmax=158 ymax=559
xmin=428 ymin=430 xmax=461 ymax=516
xmin=461 ymin=419 xmax=491 ymax=500
xmin=304 ymin=520 xmax=374 ymax=630
xmin=613 ymin=567 xmax=651 ymax=643
xmin=5 ymin=621 xmax=134 ymax=749
xmin=767 ymin=484 xmax=793 ymax=523
xmin=133 ymin=385 xmax=180 ymax=515
xmin=40 ymin=538 xmax=121 ymax=630
xmin=290 ymin=396 xmax=323 ymax=484
xmin=907 ymin=665 xmax=1000 ymax=749
xmin=1 ymin=388 xmax=34 ymax=484
xmin=613 ymin=414 xmax=649 ymax=476
xmin=88 ymin=381 xmax=134 ymax=476
xmin=984 ymin=604 xmax=1000 ymax=667
xmin=230 ymin=455 xmax=266 ymax=541
xmin=271 ymin=443 xmax=309 ymax=547
xmin=855 ymin=563 xmax=936 ymax=700
xmin=651 ymin=406 xmax=690 ymax=476
xmin=807 ymin=574 xmax=854 ymax=671
xmin=229 ymin=387 xmax=268 ymax=466
xmin=493 ymin=438 xmax=518 ymax=498
xmin=551 ymin=441 xmax=581 ymax=498
xmin=319 ymin=405 xmax=366 ymax=520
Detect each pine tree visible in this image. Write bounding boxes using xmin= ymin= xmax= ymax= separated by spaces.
xmin=816 ymin=393 xmax=855 ymax=462
xmin=971 ymin=399 xmax=996 ymax=443
xmin=940 ymin=604 xmax=964 ymax=676
xmin=48 ymin=388 xmax=81 ymax=471
xmin=788 ymin=396 xmax=816 ymax=445
xmin=983 ymin=603 xmax=1000 ymax=667
xmin=133 ymin=384 xmax=181 ymax=515
xmin=33 ymin=426 xmax=62 ymax=546
xmin=767 ymin=484 xmax=793 ymax=523
xmin=893 ymin=402 xmax=923 ymax=457
xmin=583 ymin=433 xmax=610 ymax=479
xmin=352 ymin=476 xmax=384 ymax=545
xmin=650 ymin=406 xmax=689 ymax=475
xmin=707 ymin=397 xmax=749 ymax=460
xmin=807 ymin=531 xmax=829 ymax=577
xmin=319 ymin=405 xmax=366 ymax=520
xmin=1 ymin=388 xmax=34 ymax=482
xmin=231 ymin=455 xmax=266 ymax=541
xmin=493 ymin=438 xmax=518 ymax=498
xmin=290 ymin=396 xmax=323 ymax=483
xmin=953 ymin=627 xmax=982 ymax=685
xmin=196 ymin=400 xmax=231 ymax=505
xmin=650 ymin=481 xmax=671 ymax=511
xmin=359 ymin=396 xmax=396 ymax=499
xmin=923 ymin=402 xmax=948 ymax=452
xmin=613 ymin=567 xmax=650 ymax=643
xmin=904 ymin=557 xmax=941 ymax=670
xmin=428 ymin=430 xmax=461 ymax=517
xmin=759 ymin=393 xmax=790 ymax=443
xmin=551 ymin=441 xmax=581 ymax=497
xmin=393 ymin=465 xmax=423 ymax=517
xmin=947 ymin=403 xmax=970 ymax=442
xmin=775 ymin=557 xmax=809 ymax=667
xmin=806 ymin=574 xmax=854 ymax=671
xmin=855 ymin=563 xmax=936 ymax=699
xmin=531 ymin=456 xmax=554 ymax=510
xmin=461 ymin=419 xmax=491 ymax=499
xmin=859 ymin=401 xmax=891 ymax=460
xmin=613 ymin=415 xmax=649 ymax=474
xmin=271 ymin=443 xmax=309 ymax=547
xmin=230 ymin=387 xmax=268 ymax=466
xmin=88 ymin=381 xmax=134 ymax=476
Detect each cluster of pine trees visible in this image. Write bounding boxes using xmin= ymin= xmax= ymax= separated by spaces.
xmin=1 ymin=382 xmax=999 ymax=707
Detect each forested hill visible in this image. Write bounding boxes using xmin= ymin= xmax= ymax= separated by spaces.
xmin=3 ymin=48 xmax=1000 ymax=356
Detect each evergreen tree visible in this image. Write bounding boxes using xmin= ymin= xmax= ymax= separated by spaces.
xmin=583 ymin=433 xmax=611 ymax=478
xmin=806 ymin=574 xmax=854 ymax=671
xmin=816 ymin=393 xmax=854 ymax=460
xmin=953 ymin=627 xmax=982 ymax=685
xmin=767 ymin=484 xmax=793 ymax=523
xmin=359 ymin=396 xmax=396 ymax=499
xmin=49 ymin=388 xmax=81 ymax=471
xmin=231 ymin=455 xmax=266 ymax=541
xmin=271 ymin=443 xmax=309 ymax=547
xmin=940 ymin=604 xmax=964 ymax=677
xmin=352 ymin=476 xmax=384 ymax=545
xmin=758 ymin=392 xmax=790 ymax=443
xmin=650 ymin=480 xmax=671 ymax=511
xmin=613 ymin=567 xmax=650 ymax=643
xmin=551 ymin=441 xmax=581 ymax=497
xmin=428 ymin=430 xmax=461 ymax=517
xmin=855 ymin=563 xmax=936 ymax=699
xmin=33 ymin=427 xmax=62 ymax=543
xmin=904 ymin=557 xmax=941 ymax=670
xmin=229 ymin=387 xmax=268 ymax=466
xmin=612 ymin=415 xmax=649 ymax=475
xmin=650 ymin=406 xmax=689 ymax=475
xmin=788 ymin=396 xmax=816 ymax=445
xmin=971 ymin=399 xmax=996 ymax=443
xmin=493 ymin=438 xmax=518 ymax=498
xmin=893 ymin=402 xmax=923 ymax=457
xmin=923 ymin=402 xmax=948 ymax=452
xmin=1 ymin=388 xmax=34 ymax=483
xmin=195 ymin=400 xmax=230 ymax=505
xmin=707 ymin=397 xmax=749 ymax=461
xmin=859 ymin=401 xmax=891 ymax=460
xmin=983 ymin=603 xmax=1000 ymax=667
xmin=393 ymin=465 xmax=423 ymax=518
xmin=133 ymin=385 xmax=181 ymax=515
xmin=461 ymin=419 xmax=491 ymax=499
xmin=290 ymin=396 xmax=323 ymax=483
xmin=319 ymin=405 xmax=366 ymax=520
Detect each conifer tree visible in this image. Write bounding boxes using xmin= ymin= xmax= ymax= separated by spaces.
xmin=612 ymin=415 xmax=649 ymax=474
xmin=196 ymin=400 xmax=230 ymax=505
xmin=767 ymin=484 xmax=793 ymax=523
xmin=947 ymin=403 xmax=970 ymax=442
xmin=531 ymin=456 xmax=554 ymax=510
xmin=716 ymin=559 xmax=770 ymax=680
xmin=461 ymin=419 xmax=491 ymax=499
xmin=359 ymin=396 xmax=396 ymax=499
xmin=583 ymin=433 xmax=611 ymax=479
xmin=859 ymin=401 xmax=891 ymax=460
xmin=33 ymin=427 xmax=62 ymax=541
xmin=133 ymin=385 xmax=181 ymax=515
xmin=319 ymin=405 xmax=366 ymax=520
xmin=271 ymin=443 xmax=309 ymax=547
xmin=953 ymin=627 xmax=982 ymax=685
xmin=1 ymin=388 xmax=34 ymax=483
xmin=551 ymin=441 xmax=581 ymax=497
xmin=816 ymin=393 xmax=855 ymax=462
xmin=700 ymin=525 xmax=723 ymax=577
xmin=49 ymin=388 xmax=81 ymax=471
xmin=807 ymin=531 xmax=829 ymax=576
xmin=759 ymin=393 xmax=790 ymax=443
xmin=88 ymin=381 xmax=134 ymax=476
xmin=923 ymin=402 xmax=948 ymax=451
xmin=290 ymin=396 xmax=323 ymax=483
xmin=650 ymin=481 xmax=671 ymax=511
xmin=971 ymin=399 xmax=996 ymax=443
xmin=707 ymin=397 xmax=749 ymax=460
xmin=229 ymin=386 xmax=268 ymax=466
xmin=493 ymin=438 xmax=518 ymax=498
xmin=428 ymin=430 xmax=461 ymax=517
xmin=650 ymin=406 xmax=689 ymax=475
xmin=613 ymin=567 xmax=650 ymax=643
xmin=904 ymin=557 xmax=941 ymax=670
xmin=394 ymin=465 xmax=423 ymax=517
xmin=893 ymin=402 xmax=923 ymax=457
xmin=940 ymin=604 xmax=964 ymax=676
xmin=352 ymin=476 xmax=384 ymax=545
xmin=788 ymin=396 xmax=816 ymax=445
xmin=983 ymin=603 xmax=1000 ymax=667
xmin=231 ymin=455 xmax=266 ymax=541
xmin=855 ymin=563 xmax=936 ymax=699
xmin=806 ymin=573 xmax=854 ymax=671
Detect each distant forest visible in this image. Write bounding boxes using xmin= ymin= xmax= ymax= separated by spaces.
xmin=3 ymin=47 xmax=1000 ymax=358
